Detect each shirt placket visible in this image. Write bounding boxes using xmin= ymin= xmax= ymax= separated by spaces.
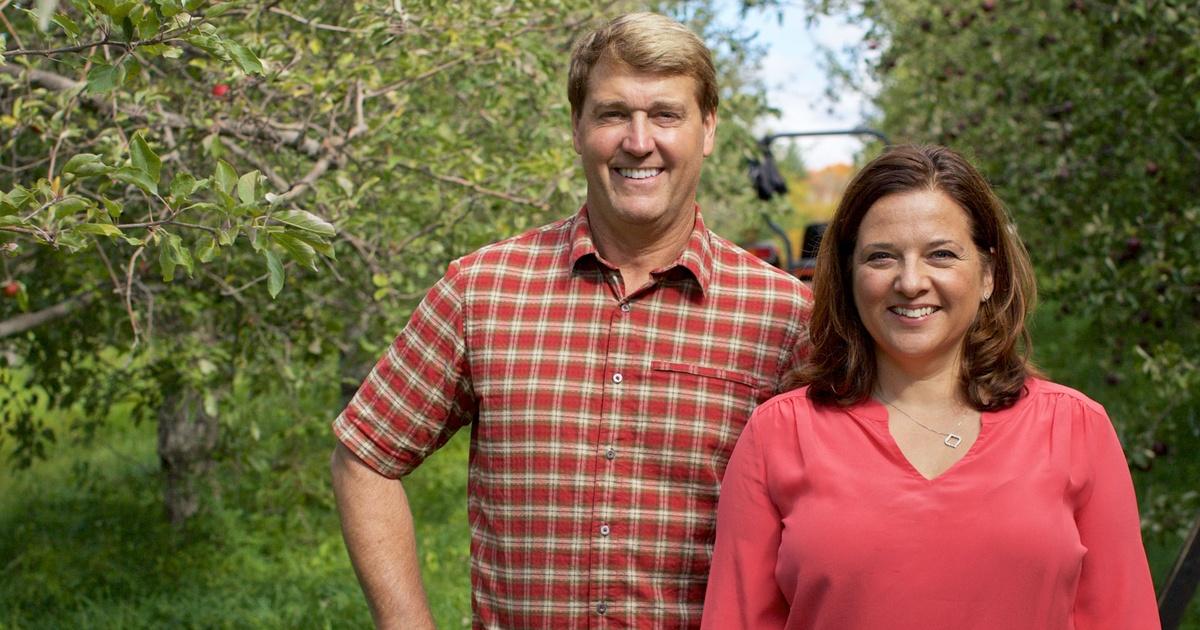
xmin=589 ymin=277 xmax=640 ymax=626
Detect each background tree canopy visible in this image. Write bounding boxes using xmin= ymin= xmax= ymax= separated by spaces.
xmin=803 ymin=0 xmax=1200 ymax=538
xmin=0 ymin=0 xmax=773 ymax=521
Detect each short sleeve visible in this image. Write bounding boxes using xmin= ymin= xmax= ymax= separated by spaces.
xmin=1071 ymin=405 xmax=1161 ymax=629
xmin=332 ymin=260 xmax=477 ymax=478
xmin=701 ymin=414 xmax=790 ymax=629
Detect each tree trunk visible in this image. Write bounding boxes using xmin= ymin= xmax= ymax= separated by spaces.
xmin=157 ymin=389 xmax=219 ymax=526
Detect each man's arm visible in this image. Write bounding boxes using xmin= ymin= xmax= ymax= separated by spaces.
xmin=331 ymin=442 xmax=436 ymax=630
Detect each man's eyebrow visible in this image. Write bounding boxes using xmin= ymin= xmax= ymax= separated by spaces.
xmin=588 ymin=99 xmax=688 ymax=111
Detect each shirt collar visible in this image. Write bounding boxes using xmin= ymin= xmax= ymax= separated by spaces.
xmin=568 ymin=204 xmax=714 ymax=295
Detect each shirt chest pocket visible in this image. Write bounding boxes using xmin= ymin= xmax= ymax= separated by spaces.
xmin=625 ymin=361 xmax=771 ymax=479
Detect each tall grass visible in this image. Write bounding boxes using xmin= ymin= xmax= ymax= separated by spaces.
xmin=0 ymin=364 xmax=472 ymax=629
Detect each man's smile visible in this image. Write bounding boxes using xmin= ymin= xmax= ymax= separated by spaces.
xmin=615 ymin=167 xmax=663 ymax=180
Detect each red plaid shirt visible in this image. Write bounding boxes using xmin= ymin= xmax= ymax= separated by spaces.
xmin=335 ymin=206 xmax=811 ymax=628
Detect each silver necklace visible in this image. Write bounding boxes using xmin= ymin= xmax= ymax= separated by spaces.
xmin=879 ymin=397 xmax=969 ymax=448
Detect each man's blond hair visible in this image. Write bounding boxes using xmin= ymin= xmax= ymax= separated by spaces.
xmin=568 ymin=12 xmax=718 ymax=119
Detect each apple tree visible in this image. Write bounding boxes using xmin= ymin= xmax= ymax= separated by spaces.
xmin=802 ymin=0 xmax=1200 ymax=535
xmin=0 ymin=0 xmax=776 ymax=523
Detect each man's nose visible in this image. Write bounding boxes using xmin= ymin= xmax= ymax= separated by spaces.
xmin=621 ymin=113 xmax=654 ymax=156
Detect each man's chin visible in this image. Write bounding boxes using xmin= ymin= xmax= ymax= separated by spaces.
xmin=602 ymin=201 xmax=689 ymax=226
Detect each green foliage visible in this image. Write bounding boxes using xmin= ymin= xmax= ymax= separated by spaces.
xmin=0 ymin=359 xmax=476 ymax=628
xmin=0 ymin=1 xmax=778 ymax=510
xmin=804 ymin=0 xmax=1200 ymax=536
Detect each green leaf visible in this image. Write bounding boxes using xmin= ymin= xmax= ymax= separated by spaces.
xmin=271 ymin=233 xmax=317 ymax=271
xmin=120 ymin=16 xmax=134 ymax=43
xmin=136 ymin=6 xmax=160 ymax=39
xmin=264 ymin=249 xmax=284 ymax=298
xmin=196 ymin=237 xmax=218 ymax=263
xmin=271 ymin=210 xmax=335 ymax=237
xmin=237 ymin=170 xmax=259 ymax=205
xmin=155 ymin=0 xmax=182 ymax=18
xmin=108 ymin=1 xmax=136 ymax=21
xmin=5 ymin=185 xmax=32 ymax=208
xmin=111 ymin=167 xmax=156 ymax=195
xmin=218 ymin=226 xmax=237 ymax=246
xmin=223 ymin=40 xmax=264 ymax=75
xmin=214 ymin=160 xmax=237 ymax=195
xmin=130 ymin=133 xmax=161 ymax=183
xmin=74 ymin=223 xmax=124 ymax=237
xmin=62 ymin=153 xmax=109 ymax=177
xmin=290 ymin=231 xmax=335 ymax=258
xmin=165 ymin=232 xmax=194 ymax=278
xmin=52 ymin=12 xmax=81 ymax=38
xmin=102 ymin=197 xmax=122 ymax=218
xmin=185 ymin=34 xmax=225 ymax=59
xmin=112 ymin=166 xmax=157 ymax=195
xmin=169 ymin=173 xmax=199 ymax=200
xmin=216 ymin=189 xmax=237 ymax=212
xmin=205 ymin=2 xmax=235 ymax=17
xmin=158 ymin=237 xmax=177 ymax=282
xmin=51 ymin=196 xmax=90 ymax=218
xmin=86 ymin=62 xmax=126 ymax=94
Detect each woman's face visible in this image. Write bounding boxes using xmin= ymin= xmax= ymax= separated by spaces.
xmin=851 ymin=189 xmax=994 ymax=375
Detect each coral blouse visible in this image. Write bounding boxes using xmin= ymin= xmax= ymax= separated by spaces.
xmin=701 ymin=378 xmax=1160 ymax=630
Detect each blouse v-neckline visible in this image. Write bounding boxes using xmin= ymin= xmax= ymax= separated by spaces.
xmin=851 ymin=397 xmax=992 ymax=483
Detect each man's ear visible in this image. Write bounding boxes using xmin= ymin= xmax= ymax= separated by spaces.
xmin=571 ymin=112 xmax=583 ymax=155
xmin=702 ymin=111 xmax=718 ymax=157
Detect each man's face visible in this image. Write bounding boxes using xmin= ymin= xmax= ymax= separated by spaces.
xmin=572 ymin=57 xmax=717 ymax=233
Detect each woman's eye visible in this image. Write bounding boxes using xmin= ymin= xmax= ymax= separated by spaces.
xmin=930 ymin=250 xmax=960 ymax=260
xmin=865 ymin=251 xmax=892 ymax=262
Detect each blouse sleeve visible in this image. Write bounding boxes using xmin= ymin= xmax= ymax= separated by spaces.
xmin=701 ymin=414 xmax=790 ymax=629
xmin=1071 ymin=406 xmax=1161 ymax=629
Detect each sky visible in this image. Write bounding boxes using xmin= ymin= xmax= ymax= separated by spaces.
xmin=716 ymin=4 xmax=874 ymax=169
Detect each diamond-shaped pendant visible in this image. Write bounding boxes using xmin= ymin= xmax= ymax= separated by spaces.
xmin=943 ymin=433 xmax=963 ymax=448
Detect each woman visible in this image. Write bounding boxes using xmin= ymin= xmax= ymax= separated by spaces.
xmin=702 ymin=145 xmax=1159 ymax=629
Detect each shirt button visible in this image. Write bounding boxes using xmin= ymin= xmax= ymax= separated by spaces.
xmin=600 ymin=524 xmax=611 ymax=536
xmin=612 ymin=373 xmax=623 ymax=384
xmin=605 ymin=448 xmax=616 ymax=460
xmin=620 ymin=302 xmax=631 ymax=312
xmin=597 ymin=602 xmax=608 ymax=615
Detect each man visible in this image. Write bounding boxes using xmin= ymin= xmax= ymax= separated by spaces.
xmin=331 ymin=12 xmax=811 ymax=628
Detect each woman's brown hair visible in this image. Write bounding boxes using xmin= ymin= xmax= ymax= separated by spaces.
xmin=795 ymin=144 xmax=1038 ymax=410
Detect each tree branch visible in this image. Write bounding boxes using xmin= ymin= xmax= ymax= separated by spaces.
xmin=0 ymin=292 xmax=94 ymax=337
xmin=2 ymin=37 xmax=131 ymax=58
xmin=392 ymin=160 xmax=551 ymax=211
xmin=268 ymin=6 xmax=364 ymax=34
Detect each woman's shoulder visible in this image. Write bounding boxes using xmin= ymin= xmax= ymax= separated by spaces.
xmin=754 ymin=385 xmax=816 ymax=417
xmin=749 ymin=385 xmax=858 ymax=431
xmin=1018 ymin=377 xmax=1108 ymax=419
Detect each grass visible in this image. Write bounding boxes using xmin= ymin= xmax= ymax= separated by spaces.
xmin=0 ymin=304 xmax=1196 ymax=628
xmin=0 ymin=366 xmax=473 ymax=629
